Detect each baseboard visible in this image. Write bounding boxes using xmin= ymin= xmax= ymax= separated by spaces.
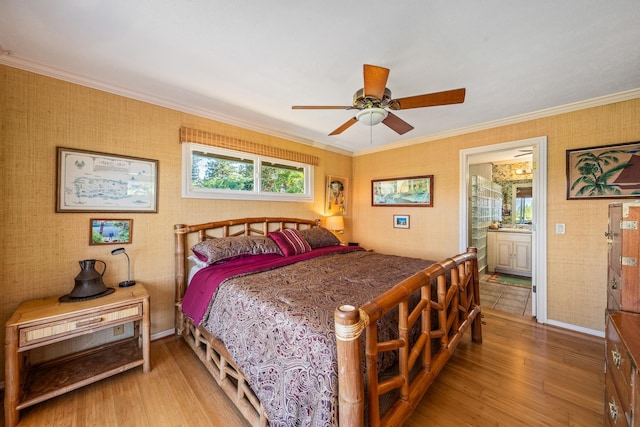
xmin=544 ymin=318 xmax=604 ymax=338
xmin=151 ymin=329 xmax=176 ymax=340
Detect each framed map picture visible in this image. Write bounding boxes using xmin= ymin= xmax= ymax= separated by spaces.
xmin=56 ymin=147 xmax=158 ymax=212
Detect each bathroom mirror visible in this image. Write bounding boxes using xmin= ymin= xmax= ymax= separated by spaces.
xmin=512 ymin=184 xmax=533 ymax=224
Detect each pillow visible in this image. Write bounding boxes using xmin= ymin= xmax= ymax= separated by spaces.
xmin=268 ymin=228 xmax=312 ymax=256
xmin=299 ymin=227 xmax=341 ymax=249
xmin=191 ymin=235 xmax=282 ymax=265
xmin=188 ymin=254 xmax=208 ymax=268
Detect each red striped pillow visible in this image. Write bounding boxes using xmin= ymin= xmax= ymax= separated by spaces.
xmin=268 ymin=229 xmax=312 ymax=256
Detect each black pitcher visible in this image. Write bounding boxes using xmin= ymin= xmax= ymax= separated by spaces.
xmin=60 ymin=259 xmax=114 ymax=302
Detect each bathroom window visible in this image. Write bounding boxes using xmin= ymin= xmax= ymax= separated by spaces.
xmin=513 ymin=185 xmax=533 ymax=224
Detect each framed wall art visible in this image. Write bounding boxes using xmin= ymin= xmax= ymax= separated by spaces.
xmin=326 ymin=175 xmax=348 ymax=215
xmin=56 ymin=147 xmax=158 ymax=212
xmin=567 ymin=140 xmax=640 ymax=200
xmin=90 ymin=219 xmax=133 ymax=245
xmin=393 ymin=215 xmax=410 ymax=229
xmin=372 ymin=175 xmax=433 ymax=207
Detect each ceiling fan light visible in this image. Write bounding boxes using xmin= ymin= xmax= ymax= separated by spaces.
xmin=356 ymin=107 xmax=388 ymax=126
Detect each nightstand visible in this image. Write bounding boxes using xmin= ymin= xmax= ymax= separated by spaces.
xmin=4 ymin=283 xmax=150 ymax=427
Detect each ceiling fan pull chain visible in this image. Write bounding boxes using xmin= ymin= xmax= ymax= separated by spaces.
xmin=370 ymin=117 xmax=373 ymax=144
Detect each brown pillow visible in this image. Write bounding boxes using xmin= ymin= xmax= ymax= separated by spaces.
xmin=191 ymin=235 xmax=282 ymax=265
xmin=299 ymin=227 xmax=341 ymax=249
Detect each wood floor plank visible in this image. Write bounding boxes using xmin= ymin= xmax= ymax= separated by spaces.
xmin=4 ymin=309 xmax=604 ymax=426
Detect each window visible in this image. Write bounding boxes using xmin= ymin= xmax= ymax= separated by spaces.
xmin=182 ymin=143 xmax=313 ymax=201
xmin=513 ymin=184 xmax=533 ymax=224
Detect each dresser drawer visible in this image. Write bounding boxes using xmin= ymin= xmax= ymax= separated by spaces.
xmin=608 ymin=267 xmax=622 ymax=311
xmin=606 ymin=371 xmax=631 ymax=426
xmin=607 ymin=317 xmax=634 ymax=391
xmin=18 ymin=303 xmax=142 ymax=348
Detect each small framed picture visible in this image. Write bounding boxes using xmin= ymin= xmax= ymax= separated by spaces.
xmin=393 ymin=215 xmax=410 ymax=229
xmin=326 ymin=175 xmax=348 ymax=215
xmin=90 ymin=219 xmax=133 ymax=245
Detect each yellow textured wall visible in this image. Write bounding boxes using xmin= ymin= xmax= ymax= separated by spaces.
xmin=0 ymin=65 xmax=352 ymax=382
xmin=353 ymin=99 xmax=640 ymax=332
xmin=2 ymin=63 xmax=639 ymax=383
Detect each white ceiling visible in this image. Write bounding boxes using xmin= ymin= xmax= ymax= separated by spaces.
xmin=1 ymin=1 xmax=639 ymax=155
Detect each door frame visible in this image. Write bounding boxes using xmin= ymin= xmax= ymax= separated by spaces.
xmin=459 ymin=136 xmax=548 ymax=323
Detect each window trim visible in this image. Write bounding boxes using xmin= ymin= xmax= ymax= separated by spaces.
xmin=182 ymin=143 xmax=314 ymax=201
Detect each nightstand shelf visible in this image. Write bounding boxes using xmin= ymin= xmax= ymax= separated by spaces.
xmin=19 ymin=337 xmax=143 ymax=409
xmin=5 ymin=283 xmax=150 ymax=427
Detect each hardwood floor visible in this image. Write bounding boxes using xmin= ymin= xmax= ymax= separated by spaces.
xmin=4 ymin=309 xmax=604 ymax=426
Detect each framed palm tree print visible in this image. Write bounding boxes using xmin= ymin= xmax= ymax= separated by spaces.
xmin=567 ymin=141 xmax=640 ymax=199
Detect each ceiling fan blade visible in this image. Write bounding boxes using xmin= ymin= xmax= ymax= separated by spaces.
xmin=329 ymin=117 xmax=358 ymax=135
xmin=394 ymin=88 xmax=466 ymax=110
xmin=382 ymin=112 xmax=414 ymax=135
xmin=292 ymin=105 xmax=350 ymax=110
xmin=363 ymin=64 xmax=390 ymax=99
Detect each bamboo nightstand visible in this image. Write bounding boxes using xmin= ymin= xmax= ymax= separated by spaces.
xmin=4 ymin=283 xmax=150 ymax=427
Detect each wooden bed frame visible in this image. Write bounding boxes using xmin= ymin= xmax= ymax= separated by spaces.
xmin=174 ymin=217 xmax=482 ymax=427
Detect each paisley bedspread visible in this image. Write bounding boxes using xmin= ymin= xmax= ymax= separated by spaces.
xmin=197 ymin=250 xmax=432 ymax=427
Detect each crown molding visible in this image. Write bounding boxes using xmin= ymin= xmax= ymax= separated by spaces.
xmin=353 ymin=88 xmax=640 ymax=156
xmin=2 ymin=53 xmax=637 ymax=159
xmin=0 ymin=54 xmax=353 ymax=157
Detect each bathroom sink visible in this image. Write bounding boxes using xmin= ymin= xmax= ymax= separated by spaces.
xmin=489 ymin=227 xmax=532 ymax=233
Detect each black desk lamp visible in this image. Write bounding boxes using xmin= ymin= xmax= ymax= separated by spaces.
xmin=111 ymin=247 xmax=136 ymax=287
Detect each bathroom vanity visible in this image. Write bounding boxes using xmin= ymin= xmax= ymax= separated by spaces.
xmin=487 ymin=228 xmax=532 ymax=277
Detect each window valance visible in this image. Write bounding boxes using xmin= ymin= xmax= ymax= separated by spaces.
xmin=179 ymin=127 xmax=319 ymax=166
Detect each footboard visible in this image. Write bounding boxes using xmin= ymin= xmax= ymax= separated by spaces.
xmin=335 ymin=247 xmax=482 ymax=427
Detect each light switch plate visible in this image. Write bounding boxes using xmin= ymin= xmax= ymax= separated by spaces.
xmin=556 ymin=223 xmax=565 ymax=234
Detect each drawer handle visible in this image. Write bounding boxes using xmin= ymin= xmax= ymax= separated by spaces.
xmin=610 ymin=278 xmax=617 ymax=290
xmin=75 ymin=317 xmax=103 ymax=328
xmin=611 ymin=349 xmax=622 ymax=368
xmin=609 ymin=399 xmax=619 ymax=422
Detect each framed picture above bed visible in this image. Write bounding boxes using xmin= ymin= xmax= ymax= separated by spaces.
xmin=372 ymin=175 xmax=433 ymax=207
xmin=325 ymin=175 xmax=348 ymax=215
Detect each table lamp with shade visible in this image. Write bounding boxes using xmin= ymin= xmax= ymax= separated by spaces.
xmin=325 ymin=216 xmax=345 ymax=242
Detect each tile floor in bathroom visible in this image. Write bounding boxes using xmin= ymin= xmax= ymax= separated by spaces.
xmin=479 ymin=275 xmax=532 ymax=316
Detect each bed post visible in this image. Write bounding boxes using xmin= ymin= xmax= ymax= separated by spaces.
xmin=335 ymin=304 xmax=367 ymax=426
xmin=175 ymin=224 xmax=188 ymax=334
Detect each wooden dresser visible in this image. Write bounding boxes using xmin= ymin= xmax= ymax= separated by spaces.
xmin=4 ymin=283 xmax=150 ymax=427
xmin=606 ymin=312 xmax=640 ymax=426
xmin=606 ymin=202 xmax=640 ymax=312
xmin=606 ymin=202 xmax=640 ymax=425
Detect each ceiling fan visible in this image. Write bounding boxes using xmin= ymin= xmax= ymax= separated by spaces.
xmin=292 ymin=64 xmax=466 ymax=136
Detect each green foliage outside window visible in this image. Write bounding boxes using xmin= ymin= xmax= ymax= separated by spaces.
xmin=189 ymin=150 xmax=306 ymax=195
xmin=515 ymin=197 xmax=533 ymax=224
xmin=261 ymin=163 xmax=304 ymax=194
xmin=191 ymin=152 xmax=254 ymax=191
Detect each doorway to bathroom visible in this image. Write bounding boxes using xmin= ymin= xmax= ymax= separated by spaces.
xmin=459 ymin=136 xmax=547 ymax=323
